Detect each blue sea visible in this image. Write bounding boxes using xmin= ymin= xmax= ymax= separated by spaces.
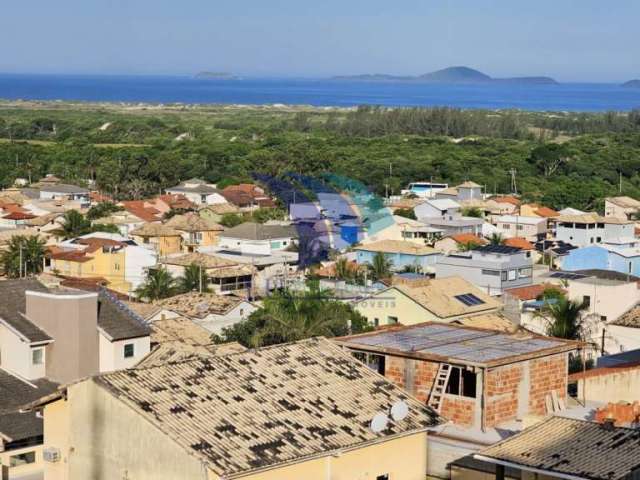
xmin=0 ymin=74 xmax=639 ymax=111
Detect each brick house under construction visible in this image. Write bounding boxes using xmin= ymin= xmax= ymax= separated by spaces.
xmin=334 ymin=322 xmax=580 ymax=431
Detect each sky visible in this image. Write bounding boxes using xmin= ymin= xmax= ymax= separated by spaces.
xmin=0 ymin=0 xmax=638 ymax=82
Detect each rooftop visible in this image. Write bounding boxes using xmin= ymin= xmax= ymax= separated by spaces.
xmin=503 ymin=237 xmax=535 ymax=250
xmin=130 ymin=222 xmax=182 ymax=237
xmin=504 ymin=283 xmax=555 ymax=301
xmin=154 ymin=292 xmax=246 ymax=318
xmin=136 ymin=341 xmax=246 ymax=368
xmin=90 ymin=338 xmax=440 ymax=477
xmin=165 ymin=212 xmax=223 ymax=232
xmin=448 ymin=233 xmax=487 ymax=245
xmin=335 ymin=322 xmax=579 ymax=368
xmin=355 ymin=239 xmax=438 ymax=256
xmin=150 ymin=316 xmax=216 ymax=346
xmin=0 ymin=278 xmax=52 ymax=343
xmin=220 ymin=222 xmax=298 ymax=241
xmin=38 ymin=183 xmax=89 ymax=194
xmin=606 ymin=196 xmax=640 ymax=209
xmin=476 ymin=416 xmax=640 ymax=480
xmin=556 ymin=212 xmax=634 ymax=225
xmin=610 ymin=305 xmax=640 ymax=328
xmin=473 ymin=244 xmax=523 ymax=255
xmin=458 ymin=181 xmax=482 ymax=188
xmin=534 ymin=206 xmax=560 ymax=218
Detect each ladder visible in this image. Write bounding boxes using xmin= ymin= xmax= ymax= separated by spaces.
xmin=427 ymin=363 xmax=452 ymax=413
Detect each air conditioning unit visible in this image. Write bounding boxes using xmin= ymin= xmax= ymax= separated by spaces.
xmin=43 ymin=447 xmax=61 ymax=463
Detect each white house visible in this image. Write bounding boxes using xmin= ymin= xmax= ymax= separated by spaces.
xmin=217 ymin=222 xmax=298 ymax=255
xmin=555 ymin=213 xmax=635 ymax=247
xmin=165 ymin=178 xmax=227 ymax=206
xmin=494 ymin=215 xmax=548 ymax=242
xmin=414 ymin=198 xmax=461 ymax=220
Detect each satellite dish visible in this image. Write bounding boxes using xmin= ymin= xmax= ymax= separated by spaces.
xmin=370 ymin=412 xmax=389 ymax=433
xmin=390 ymin=401 xmax=409 ymax=421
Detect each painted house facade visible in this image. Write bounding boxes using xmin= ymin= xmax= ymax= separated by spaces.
xmin=355 ymin=240 xmax=441 ymax=273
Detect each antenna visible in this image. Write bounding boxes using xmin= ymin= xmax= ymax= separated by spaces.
xmin=390 ymin=401 xmax=409 ymax=421
xmin=370 ymin=412 xmax=389 ymax=433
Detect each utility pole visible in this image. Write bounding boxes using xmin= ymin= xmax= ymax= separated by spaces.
xmin=601 ymin=328 xmax=606 ymax=355
xmin=19 ymin=244 xmax=23 ymax=278
xmin=199 ymin=263 xmax=203 ymax=294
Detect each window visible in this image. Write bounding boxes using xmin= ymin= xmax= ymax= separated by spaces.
xmin=124 ymin=343 xmax=135 ymax=358
xmin=582 ymin=295 xmax=591 ymax=308
xmin=501 ymin=271 xmax=508 ymax=281
xmin=200 ymin=194 xmax=207 ymax=203
xmin=454 ymin=293 xmax=485 ymax=306
xmin=32 ymin=348 xmax=44 ymax=365
xmin=353 ymin=351 xmax=385 ymax=375
xmin=518 ymin=267 xmax=532 ymax=278
xmin=482 ymin=269 xmax=500 ymax=276
xmin=445 ymin=366 xmax=476 ymax=398
xmin=387 ymin=316 xmax=399 ymax=324
xmin=377 ymin=475 xmax=390 ymax=480
xmin=516 ymin=224 xmax=524 ymax=231
xmin=501 ymin=224 xmax=510 ymax=230
xmin=374 ymin=318 xmax=380 ymax=327
xmin=10 ymin=451 xmax=36 ymax=467
xmin=600 ymin=315 xmax=607 ymax=321
xmin=508 ymin=270 xmax=517 ymax=281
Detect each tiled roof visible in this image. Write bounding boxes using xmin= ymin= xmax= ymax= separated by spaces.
xmin=503 ymin=237 xmax=535 ymax=250
xmin=137 ymin=341 xmax=246 ymax=368
xmin=200 ymin=203 xmax=241 ymax=215
xmin=161 ymin=252 xmax=237 ymax=269
xmin=606 ymin=196 xmax=640 ymax=209
xmin=557 ymin=213 xmax=634 ymax=225
xmin=0 ymin=369 xmax=58 ymax=442
xmin=95 ymin=338 xmax=441 ymax=477
xmin=2 ymin=211 xmax=36 ymax=220
xmin=151 ymin=317 xmax=215 ymax=346
xmin=458 ymin=181 xmax=481 ymax=188
xmin=449 ymin=233 xmax=487 ymax=245
xmin=393 ymin=277 xmax=501 ymax=318
xmin=355 ymin=240 xmax=438 ymax=256
xmin=154 ymin=292 xmax=245 ymax=318
xmin=534 ymin=206 xmax=560 ymax=218
xmin=611 ymin=305 xmax=640 ymax=328
xmin=476 ymin=416 xmax=640 ymax=480
xmin=165 ymin=212 xmax=223 ymax=232
xmin=0 ymin=279 xmax=53 ymax=342
xmin=38 ymin=183 xmax=89 ymax=194
xmin=97 ymin=290 xmax=152 ymax=341
xmin=491 ymin=196 xmax=521 ymax=206
xmin=130 ymin=222 xmax=182 ymax=237
xmin=120 ymin=201 xmax=162 ymax=222
xmin=504 ymin=283 xmax=554 ymax=301
xmin=220 ymin=222 xmax=298 ymax=241
xmin=121 ymin=301 xmax=162 ymax=321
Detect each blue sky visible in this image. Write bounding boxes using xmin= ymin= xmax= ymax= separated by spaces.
xmin=1 ymin=0 xmax=638 ymax=81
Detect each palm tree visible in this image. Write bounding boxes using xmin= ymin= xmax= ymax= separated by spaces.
xmin=489 ymin=232 xmax=505 ymax=245
xmin=1 ymin=235 xmax=46 ymax=278
xmin=334 ymin=257 xmax=353 ymax=281
xmin=369 ymin=252 xmax=393 ymax=281
xmin=135 ymin=268 xmax=177 ymax=301
xmin=53 ymin=209 xmax=120 ymax=240
xmin=178 ymin=263 xmax=209 ymax=293
xmin=542 ymin=297 xmax=589 ymax=340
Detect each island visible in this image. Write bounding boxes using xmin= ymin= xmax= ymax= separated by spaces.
xmin=332 ymin=66 xmax=558 ymax=85
xmin=622 ymin=79 xmax=640 ymax=88
xmin=194 ymin=71 xmax=238 ymax=80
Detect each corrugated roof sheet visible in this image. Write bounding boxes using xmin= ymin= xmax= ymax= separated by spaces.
xmin=476 ymin=416 xmax=640 ymax=480
xmin=96 ymin=337 xmax=441 ymax=477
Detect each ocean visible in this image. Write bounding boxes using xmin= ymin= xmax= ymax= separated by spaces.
xmin=0 ymin=73 xmax=639 ymax=111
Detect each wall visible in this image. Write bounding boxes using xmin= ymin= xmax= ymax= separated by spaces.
xmin=98 ymin=334 xmax=150 ymax=373
xmin=356 ymin=250 xmax=441 ymax=272
xmin=0 ymin=443 xmax=43 ymax=479
xmin=568 ymin=280 xmax=640 ymax=324
xmin=574 ymin=367 xmax=640 ymax=403
xmin=26 ymin=290 xmax=99 ymax=384
xmin=354 ymin=288 xmax=439 ymax=326
xmin=607 ymin=325 xmax=640 ymax=353
xmin=0 ymin=324 xmax=36 ymax=379
xmin=230 ymin=432 xmax=428 ymax=480
xmin=561 ymin=245 xmax=610 ymax=272
xmin=124 ymin=245 xmax=157 ymax=291
xmin=43 ymin=380 xmax=206 ymax=480
xmin=528 ymin=354 xmax=567 ymax=417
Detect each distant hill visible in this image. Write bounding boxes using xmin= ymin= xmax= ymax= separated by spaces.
xmin=622 ymin=79 xmax=640 ymax=88
xmin=332 ymin=66 xmax=558 ymax=85
xmin=194 ymin=71 xmax=237 ymax=80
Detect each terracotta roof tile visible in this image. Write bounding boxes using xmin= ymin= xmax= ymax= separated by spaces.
xmin=503 ymin=237 xmax=534 ymax=250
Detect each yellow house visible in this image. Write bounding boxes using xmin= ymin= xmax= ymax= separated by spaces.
xmin=130 ymin=222 xmax=183 ymax=256
xmin=48 ymin=238 xmax=130 ymax=293
xmin=165 ymin=212 xmax=224 ymax=252
xmin=354 ymin=276 xmax=502 ymax=327
xmin=29 ymin=338 xmax=441 ymax=480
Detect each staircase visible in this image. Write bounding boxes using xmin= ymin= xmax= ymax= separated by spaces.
xmin=427 ymin=363 xmax=452 ymax=413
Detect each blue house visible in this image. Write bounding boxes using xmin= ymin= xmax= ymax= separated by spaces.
xmin=562 ymin=243 xmax=640 ymax=277
xmin=354 ymin=240 xmax=441 ymax=273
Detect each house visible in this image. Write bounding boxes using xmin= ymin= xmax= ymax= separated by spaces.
xmin=335 ymin=323 xmax=580 ymax=478
xmin=353 ymin=276 xmax=502 ymax=327
xmin=161 ymin=252 xmax=255 ymax=296
xmin=569 ymin=360 xmax=640 ymax=404
xmin=354 ymin=240 xmax=441 ymax=273
xmin=606 ymin=306 xmax=640 ymax=353
xmin=165 ymin=178 xmax=227 ymax=206
xmin=165 ymin=212 xmax=224 ymax=252
xmin=494 ymin=215 xmax=547 ymax=242
xmin=561 ymin=240 xmax=640 ymax=277
xmin=0 ymin=210 xmax=37 ymax=228
xmin=0 ymin=279 xmax=151 ymax=383
xmin=47 ymin=233 xmax=157 ymax=294
xmin=362 ymin=215 xmax=443 ymax=246
xmin=37 ymin=183 xmax=90 ymax=206
xmin=199 ymin=202 xmax=242 ymax=223
xmin=92 ymin=210 xmax=146 ymax=237
xmin=456 ymin=181 xmax=483 ymax=201
xmin=519 ymin=204 xmax=560 ymax=219
xmin=30 ymin=338 xmax=441 ymax=480
xmin=221 ymin=183 xmax=275 ymax=208
xmin=414 ymin=198 xmax=461 ymax=220
xmin=470 ymin=417 xmax=640 ymax=480
xmin=0 ymin=370 xmax=57 ymax=479
xmin=604 ymin=195 xmax=640 ymax=221
xmin=501 ymin=283 xmax=560 ymax=328
xmin=435 ymin=244 xmax=534 ymax=295
xmin=555 ymin=213 xmax=634 ymax=247
xmin=434 ymin=233 xmax=487 ymax=254
xmin=152 ymin=291 xmax=257 ymax=334
xmin=401 ymin=181 xmax=450 ymax=198
xmin=119 ymin=200 xmax=163 ymax=223
xmin=130 ymin=222 xmax=183 ymax=256
xmin=420 ymin=216 xmax=484 ymax=237
xmin=217 ymin=222 xmax=297 ymax=254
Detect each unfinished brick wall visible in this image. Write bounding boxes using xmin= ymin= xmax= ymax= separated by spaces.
xmin=412 ymin=359 xmax=440 ymax=403
xmin=529 ymin=353 xmax=567 ymax=415
xmin=384 ymin=355 xmax=406 ymax=390
xmin=441 ymin=396 xmax=475 ymax=428
xmin=485 ymin=363 xmax=523 ymax=428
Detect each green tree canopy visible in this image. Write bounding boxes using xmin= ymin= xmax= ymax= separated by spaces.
xmin=1 ymin=235 xmax=46 ymax=278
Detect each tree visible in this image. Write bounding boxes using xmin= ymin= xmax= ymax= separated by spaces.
xmin=251 ymin=208 xmax=286 ymax=224
xmin=219 ymin=213 xmax=244 ymax=228
xmin=1 ymin=235 xmax=46 ymax=278
xmin=542 ymin=297 xmax=588 ymax=340
xmin=86 ymin=202 xmax=122 ymax=221
xmin=52 ymin=209 xmax=120 ymax=240
xmin=488 ymin=232 xmax=505 ymax=245
xmin=369 ymin=251 xmax=393 ymax=281
xmin=458 ymin=240 xmax=481 ymax=251
xmin=461 ymin=206 xmax=483 ymax=218
xmin=135 ymin=268 xmax=177 ymax=301
xmin=334 ymin=257 xmax=353 ymax=281
xmin=394 ymin=208 xmax=417 ymax=220
xmin=213 ymin=284 xmax=371 ymax=348
xmin=178 ymin=263 xmax=209 ymax=293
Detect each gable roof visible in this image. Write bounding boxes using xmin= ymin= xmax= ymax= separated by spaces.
xmin=534 ymin=206 xmax=560 ymax=218
xmin=38 ymin=183 xmax=89 ymax=194
xmin=458 ymin=181 xmax=481 ymax=188
xmin=491 ymin=196 xmax=521 ymax=206
xmin=355 ymin=240 xmax=438 ymax=256
xmin=130 ymin=222 xmax=182 ymax=237
xmin=92 ymin=338 xmax=441 ymax=477
xmin=153 ymin=292 xmax=246 ymax=318
xmin=220 ymin=222 xmax=298 ymax=241
xmin=150 ymin=317 xmax=215 ymax=347
xmin=97 ymin=290 xmax=152 ymax=341
xmin=503 ymin=237 xmax=534 ymax=250
xmin=335 ymin=322 xmax=579 ymax=368
xmin=610 ymin=305 xmax=640 ymax=328
xmin=165 ymin=212 xmax=223 ymax=232
xmin=448 ymin=233 xmax=487 ymax=245
xmin=120 ymin=201 xmax=162 ymax=223
xmin=504 ymin=283 xmax=554 ymax=301
xmin=392 ymin=276 xmax=501 ymax=318
xmin=0 ymin=279 xmax=52 ymax=343
xmin=606 ymin=196 xmax=640 ymax=209
xmin=475 ymin=416 xmax=640 ymax=480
